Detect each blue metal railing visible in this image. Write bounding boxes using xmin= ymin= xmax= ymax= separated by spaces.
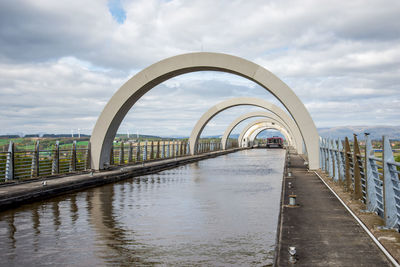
xmin=320 ymin=135 xmax=399 ymax=231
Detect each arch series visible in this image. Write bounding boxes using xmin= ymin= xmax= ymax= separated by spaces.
xmin=189 ymin=97 xmax=303 ymax=155
xmin=238 ymin=119 xmax=292 ymax=147
xmin=90 ymin=52 xmax=319 ymax=170
xmin=220 ymin=111 xmax=299 ymax=150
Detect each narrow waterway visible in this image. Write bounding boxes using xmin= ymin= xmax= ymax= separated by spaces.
xmin=0 ymin=149 xmax=285 ymax=266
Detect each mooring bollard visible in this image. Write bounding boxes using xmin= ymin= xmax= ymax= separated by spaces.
xmin=289 ymin=195 xmax=297 ymax=206
xmin=289 ymin=246 xmax=297 ymax=263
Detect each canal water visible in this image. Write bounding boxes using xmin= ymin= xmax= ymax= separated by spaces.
xmin=0 ymin=149 xmax=285 ymax=266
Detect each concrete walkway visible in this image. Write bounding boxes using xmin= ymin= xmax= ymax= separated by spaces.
xmin=275 ymin=153 xmax=392 ymax=266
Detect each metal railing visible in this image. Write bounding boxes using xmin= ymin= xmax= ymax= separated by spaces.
xmin=320 ymin=134 xmax=400 ymax=231
xmin=1 ymin=139 xmax=228 ymax=182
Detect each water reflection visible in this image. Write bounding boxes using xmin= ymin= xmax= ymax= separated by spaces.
xmin=0 ymin=149 xmax=284 ymax=266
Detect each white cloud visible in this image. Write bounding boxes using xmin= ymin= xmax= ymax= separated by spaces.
xmin=0 ymin=0 xmax=399 ymax=136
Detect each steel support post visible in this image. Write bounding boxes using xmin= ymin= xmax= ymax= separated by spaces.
xmin=344 ymin=137 xmax=352 ymax=191
xmin=167 ymin=142 xmax=170 ymax=158
xmin=352 ymin=135 xmax=363 ymax=200
xmin=52 ymin=141 xmax=60 ymax=175
xmin=143 ymin=141 xmax=148 ymax=161
xmin=383 ymin=135 xmax=400 ymax=229
xmin=119 ymin=142 xmax=124 ymax=165
xmin=86 ymin=141 xmax=91 ymax=169
xmin=156 ymin=141 xmax=160 ymax=159
xmin=337 ymin=139 xmax=345 ymax=184
xmin=136 ymin=143 xmax=140 ymax=162
xmin=319 ymin=138 xmax=324 ymax=170
xmin=70 ymin=141 xmax=77 ymax=172
xmin=150 ymin=141 xmax=154 ymax=160
xmin=128 ymin=142 xmax=133 ymax=163
xmin=327 ymin=138 xmax=334 ymax=177
xmin=365 ymin=134 xmax=383 ymax=215
xmin=5 ymin=141 xmax=14 ymax=181
xmin=110 ymin=143 xmax=114 ymax=166
xmin=331 ymin=139 xmax=339 ymax=182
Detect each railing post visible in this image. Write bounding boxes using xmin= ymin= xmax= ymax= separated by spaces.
xmin=156 ymin=141 xmax=160 ymax=159
xmin=110 ymin=143 xmax=114 ymax=166
xmin=353 ymin=134 xmax=362 ymax=200
xmin=383 ymin=135 xmax=399 ymax=229
xmin=69 ymin=141 xmax=77 ymax=172
xmin=5 ymin=141 xmax=14 ymax=181
xmin=365 ymin=134 xmax=382 ymax=215
xmin=167 ymin=141 xmax=170 ymax=158
xmin=128 ymin=142 xmax=133 ymax=163
xmin=319 ymin=138 xmax=324 ymax=170
xmin=143 ymin=140 xmax=148 ymax=161
xmin=136 ymin=142 xmax=140 ymax=163
xmin=30 ymin=140 xmax=40 ymax=178
xmin=119 ymin=141 xmax=124 ymax=165
xmin=344 ymin=137 xmax=352 ymax=191
xmin=331 ymin=139 xmax=339 ymax=182
xmin=327 ymin=138 xmax=333 ymax=177
xmin=150 ymin=141 xmax=154 ymax=160
xmin=86 ymin=141 xmax=91 ymax=170
xmin=187 ymin=142 xmax=190 ymax=155
xmin=52 ymin=141 xmax=60 ymax=175
xmin=337 ymin=139 xmax=345 ymax=184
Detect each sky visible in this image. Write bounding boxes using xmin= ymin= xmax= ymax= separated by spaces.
xmin=0 ymin=0 xmax=399 ymax=138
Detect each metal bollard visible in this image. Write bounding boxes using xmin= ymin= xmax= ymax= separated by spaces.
xmin=289 ymin=195 xmax=297 ymax=206
xmin=289 ymin=246 xmax=297 ymax=263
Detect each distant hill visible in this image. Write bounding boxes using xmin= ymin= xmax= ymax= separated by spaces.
xmin=318 ymin=126 xmax=400 ymax=140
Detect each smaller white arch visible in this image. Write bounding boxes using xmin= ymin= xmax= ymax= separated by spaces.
xmin=189 ymin=97 xmax=304 ymax=155
xmin=221 ymin=111 xmax=299 ymax=151
xmin=239 ymin=119 xmax=292 ymax=148
xmin=248 ymin=126 xmax=290 ymax=146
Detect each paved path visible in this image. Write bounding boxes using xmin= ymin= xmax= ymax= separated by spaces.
xmin=275 ymin=153 xmax=392 ymax=266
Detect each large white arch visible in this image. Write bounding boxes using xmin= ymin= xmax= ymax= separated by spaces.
xmin=189 ymin=97 xmax=303 ymax=156
xmin=239 ymin=119 xmax=292 ymax=147
xmin=220 ymin=111 xmax=300 ymax=151
xmin=90 ymin=52 xmax=319 ymax=170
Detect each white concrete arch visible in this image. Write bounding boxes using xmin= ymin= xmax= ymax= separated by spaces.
xmin=220 ymin=111 xmax=300 ymax=151
xmin=249 ymin=126 xmax=289 ymax=145
xmin=189 ymin=97 xmax=303 ymax=156
xmin=249 ymin=126 xmax=291 ymax=145
xmin=239 ymin=119 xmax=292 ymax=147
xmin=90 ymin=52 xmax=319 ymax=170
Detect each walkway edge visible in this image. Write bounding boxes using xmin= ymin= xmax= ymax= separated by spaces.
xmin=314 ymin=171 xmax=400 ymax=267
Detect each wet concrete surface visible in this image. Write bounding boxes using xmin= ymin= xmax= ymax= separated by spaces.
xmin=276 ymin=153 xmax=392 ymax=266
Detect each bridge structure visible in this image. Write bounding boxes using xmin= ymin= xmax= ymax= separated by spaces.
xmin=1 ymin=52 xmax=400 ymax=266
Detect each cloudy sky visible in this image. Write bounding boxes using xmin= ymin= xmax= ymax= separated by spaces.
xmin=1 ymin=0 xmax=399 ymax=137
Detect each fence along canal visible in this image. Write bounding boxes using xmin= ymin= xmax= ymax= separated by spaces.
xmin=320 ymin=134 xmax=400 ymax=231
xmin=1 ymin=139 xmax=238 ymax=182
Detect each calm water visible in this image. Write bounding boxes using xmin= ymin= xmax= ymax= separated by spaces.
xmin=0 ymin=149 xmax=285 ymax=266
